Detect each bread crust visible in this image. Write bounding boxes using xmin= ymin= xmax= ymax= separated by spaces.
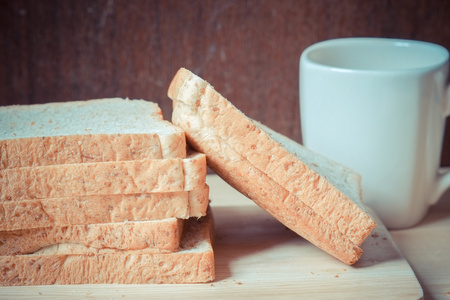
xmin=0 ymin=185 xmax=209 ymax=231
xmin=0 ymin=215 xmax=214 ymax=285
xmin=168 ymin=68 xmax=377 ymax=264
xmin=0 ymin=151 xmax=206 ymax=201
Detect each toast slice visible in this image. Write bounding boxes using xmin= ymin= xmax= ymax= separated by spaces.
xmin=0 ymin=98 xmax=187 ymax=170
xmin=168 ymin=68 xmax=377 ymax=265
xmin=0 ymin=185 xmax=209 ymax=231
xmin=0 ymin=214 xmax=214 ymax=285
xmin=0 ymin=218 xmax=184 ymax=255
xmin=0 ymin=151 xmax=206 ymax=201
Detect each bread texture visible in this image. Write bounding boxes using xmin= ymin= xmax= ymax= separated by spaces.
xmin=0 ymin=98 xmax=215 ymax=285
xmin=0 ymin=214 xmax=214 ymax=285
xmin=255 ymin=122 xmax=373 ymax=219
xmin=168 ymin=68 xmax=377 ymax=265
xmin=0 ymin=151 xmax=206 ymax=201
xmin=0 ymin=98 xmax=187 ymax=170
xmin=0 ymin=185 xmax=209 ymax=231
xmin=0 ymin=218 xmax=184 ymax=255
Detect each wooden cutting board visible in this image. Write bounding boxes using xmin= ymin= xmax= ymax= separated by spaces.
xmin=0 ymin=175 xmax=423 ymax=299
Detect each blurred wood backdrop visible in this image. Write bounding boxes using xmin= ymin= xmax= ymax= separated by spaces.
xmin=1 ymin=0 xmax=450 ymax=165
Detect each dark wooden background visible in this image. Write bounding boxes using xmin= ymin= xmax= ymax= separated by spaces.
xmin=1 ymin=0 xmax=450 ymax=165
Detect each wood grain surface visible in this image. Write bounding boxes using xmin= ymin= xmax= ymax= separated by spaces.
xmin=1 ymin=0 xmax=450 ymax=165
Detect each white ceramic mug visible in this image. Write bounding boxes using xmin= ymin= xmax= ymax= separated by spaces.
xmin=299 ymin=37 xmax=450 ymax=229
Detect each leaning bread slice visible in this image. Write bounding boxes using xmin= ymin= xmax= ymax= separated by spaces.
xmin=0 ymin=185 xmax=209 ymax=231
xmin=0 ymin=218 xmax=183 ymax=255
xmin=0 ymin=150 xmax=206 ymax=201
xmin=168 ymin=68 xmax=377 ymax=264
xmin=0 ymin=98 xmax=186 ymax=170
xmin=256 ymin=122 xmax=372 ymax=217
xmin=0 ymin=214 xmax=214 ymax=285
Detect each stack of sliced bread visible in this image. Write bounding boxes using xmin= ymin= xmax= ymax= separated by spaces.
xmin=0 ymin=98 xmax=215 ymax=285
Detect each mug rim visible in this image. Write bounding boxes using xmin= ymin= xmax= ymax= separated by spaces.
xmin=301 ymin=37 xmax=449 ymax=73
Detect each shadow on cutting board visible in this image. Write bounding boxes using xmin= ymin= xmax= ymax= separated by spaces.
xmin=211 ymin=205 xmax=299 ymax=281
xmin=211 ymin=205 xmax=404 ymax=280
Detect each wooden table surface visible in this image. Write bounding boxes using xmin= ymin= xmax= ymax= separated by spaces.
xmin=389 ymin=204 xmax=450 ymax=300
xmin=207 ymin=174 xmax=450 ymax=300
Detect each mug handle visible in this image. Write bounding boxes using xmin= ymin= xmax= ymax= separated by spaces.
xmin=431 ymin=167 xmax=450 ymax=205
xmin=430 ymin=85 xmax=450 ymax=205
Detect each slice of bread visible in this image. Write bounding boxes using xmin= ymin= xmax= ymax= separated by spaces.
xmin=0 ymin=218 xmax=184 ymax=255
xmin=0 ymin=151 xmax=206 ymax=201
xmin=168 ymin=68 xmax=377 ymax=265
xmin=0 ymin=185 xmax=210 ymax=231
xmin=0 ymin=214 xmax=214 ymax=285
xmin=256 ymin=121 xmax=373 ymax=219
xmin=0 ymin=98 xmax=186 ymax=169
